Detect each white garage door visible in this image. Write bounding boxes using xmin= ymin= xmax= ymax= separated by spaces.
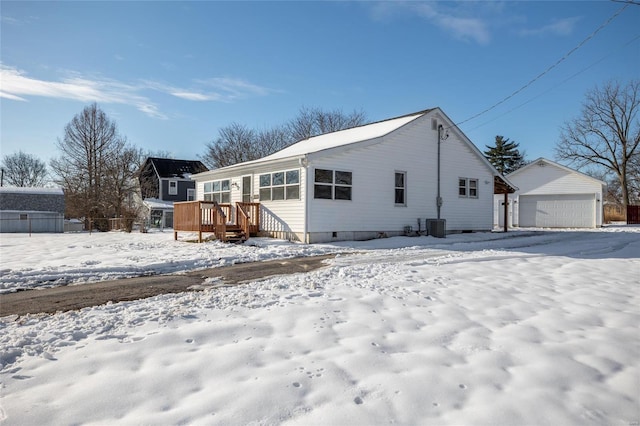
xmin=519 ymin=194 xmax=595 ymax=228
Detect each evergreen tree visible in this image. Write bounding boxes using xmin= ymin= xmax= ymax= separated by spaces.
xmin=484 ymin=135 xmax=526 ymax=175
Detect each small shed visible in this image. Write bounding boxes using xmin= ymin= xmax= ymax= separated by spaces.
xmin=0 ymin=187 xmax=65 ymax=233
xmin=142 ymin=198 xmax=175 ymax=229
xmin=495 ymin=158 xmax=606 ymax=228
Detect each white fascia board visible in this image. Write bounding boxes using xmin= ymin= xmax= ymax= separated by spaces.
xmin=191 ymin=155 xmax=306 ymax=181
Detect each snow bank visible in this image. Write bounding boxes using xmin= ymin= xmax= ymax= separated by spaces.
xmin=1 ymin=226 xmax=639 ymax=425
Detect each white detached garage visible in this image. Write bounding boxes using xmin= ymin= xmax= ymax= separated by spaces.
xmin=497 ymin=158 xmax=606 ymax=228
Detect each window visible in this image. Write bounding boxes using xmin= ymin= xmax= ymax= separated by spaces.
xmin=187 ymin=188 xmax=195 ymax=201
xmin=242 ymin=176 xmax=252 ymax=202
xmin=20 ymin=213 xmax=28 ymax=220
xmin=168 ymin=180 xmax=178 ymax=195
xmin=259 ymin=169 xmax=300 ymax=201
xmin=314 ymin=169 xmax=352 ymax=200
xmin=458 ymin=178 xmax=478 ymax=198
xmin=203 ymin=179 xmax=231 ymax=203
xmin=395 ymin=172 xmax=406 ymax=205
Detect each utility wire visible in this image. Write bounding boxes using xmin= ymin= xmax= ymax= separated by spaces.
xmin=467 ymin=33 xmax=640 ymax=132
xmin=454 ymin=3 xmax=630 ymax=128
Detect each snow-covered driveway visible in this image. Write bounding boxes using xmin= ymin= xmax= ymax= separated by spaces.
xmin=1 ymin=227 xmax=638 ymax=425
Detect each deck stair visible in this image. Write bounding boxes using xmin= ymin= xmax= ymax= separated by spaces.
xmin=173 ymin=201 xmax=260 ymax=243
xmin=224 ymin=224 xmax=247 ymax=243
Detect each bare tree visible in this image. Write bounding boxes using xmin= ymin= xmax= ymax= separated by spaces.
xmin=556 ymin=80 xmax=640 ymax=208
xmin=1 ymin=151 xmax=48 ymax=187
xmin=107 ymin=146 xmax=145 ymax=217
xmin=288 ymin=106 xmax=367 ymax=141
xmin=202 ymin=123 xmax=258 ymax=169
xmin=202 ymin=107 xmax=368 ymax=169
xmin=50 ymin=103 xmax=140 ymax=229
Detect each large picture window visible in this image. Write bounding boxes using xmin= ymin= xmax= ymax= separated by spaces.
xmin=203 ymin=179 xmax=231 ymax=203
xmin=314 ymin=169 xmax=352 ymax=200
xmin=458 ymin=178 xmax=478 ymax=198
xmin=395 ymin=172 xmax=406 ymax=205
xmin=259 ymin=169 xmax=300 ymax=201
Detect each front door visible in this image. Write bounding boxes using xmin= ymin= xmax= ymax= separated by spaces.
xmin=242 ymin=175 xmax=252 ymax=202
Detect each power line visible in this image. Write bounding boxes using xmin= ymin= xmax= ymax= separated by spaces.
xmin=467 ymin=33 xmax=640 ymax=132
xmin=610 ymin=0 xmax=640 ymax=5
xmin=454 ymin=3 xmax=630 ymax=128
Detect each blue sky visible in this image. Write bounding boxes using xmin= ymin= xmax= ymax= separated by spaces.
xmin=1 ymin=1 xmax=638 ymax=168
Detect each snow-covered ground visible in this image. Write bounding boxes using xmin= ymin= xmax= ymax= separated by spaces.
xmin=1 ymin=227 xmax=639 ymax=425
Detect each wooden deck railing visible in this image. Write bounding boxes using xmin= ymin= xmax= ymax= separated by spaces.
xmin=174 ymin=201 xmax=206 ymax=232
xmin=236 ymin=203 xmax=249 ymax=239
xmin=174 ymin=200 xmax=260 ymax=243
xmin=237 ymin=202 xmax=260 ymax=235
xmin=213 ymin=202 xmax=227 ymax=242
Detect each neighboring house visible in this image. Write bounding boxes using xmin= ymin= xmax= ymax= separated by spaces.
xmin=0 ymin=187 xmax=65 ymax=233
xmin=191 ymin=108 xmax=515 ymax=243
xmin=138 ymin=157 xmax=208 ymax=228
xmin=495 ymin=157 xmax=606 ymax=228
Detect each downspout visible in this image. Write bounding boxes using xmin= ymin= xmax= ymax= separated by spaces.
xmin=301 ymin=155 xmax=310 ymax=244
xmin=437 ymin=125 xmax=444 ymax=219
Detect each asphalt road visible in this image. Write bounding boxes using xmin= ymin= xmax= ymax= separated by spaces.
xmin=0 ymin=254 xmax=336 ymax=317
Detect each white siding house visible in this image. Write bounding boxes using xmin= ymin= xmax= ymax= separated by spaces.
xmin=495 ymin=158 xmax=606 ymax=228
xmin=193 ymin=108 xmax=513 ymax=243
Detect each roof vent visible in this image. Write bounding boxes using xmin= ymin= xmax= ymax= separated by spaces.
xmin=537 ymin=161 xmax=546 ymax=167
xmin=431 ymin=118 xmax=438 ymax=130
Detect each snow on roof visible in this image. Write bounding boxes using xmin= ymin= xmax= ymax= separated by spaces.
xmin=262 ymin=110 xmax=429 ymax=161
xmin=0 ymin=186 xmax=63 ymax=195
xmin=143 ymin=198 xmax=174 ymax=209
xmin=201 ymin=110 xmax=432 ymax=173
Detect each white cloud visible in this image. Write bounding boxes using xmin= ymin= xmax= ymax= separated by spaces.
xmin=369 ymin=3 xmax=579 ymax=45
xmin=196 ymin=77 xmax=273 ymax=98
xmin=0 ymin=91 xmax=26 ymax=101
xmin=146 ymin=77 xmax=273 ymax=102
xmin=435 ymin=13 xmax=491 ymax=45
xmin=170 ymin=91 xmax=217 ymax=101
xmin=370 ymin=1 xmax=491 ymax=45
xmin=0 ymin=65 xmax=168 ymax=119
xmin=518 ymin=17 xmax=581 ymax=37
xmin=0 ymin=64 xmax=273 ymax=117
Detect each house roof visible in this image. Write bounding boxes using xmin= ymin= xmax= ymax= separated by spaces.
xmin=0 ymin=187 xmax=63 ymax=195
xmin=145 ymin=157 xmax=208 ymax=178
xmin=507 ymin=157 xmax=606 ymax=186
xmin=198 ymin=109 xmax=434 ymax=174
xmin=192 ymin=107 xmax=517 ymax=193
xmin=261 ymin=109 xmax=432 ymax=161
xmin=143 ymin=198 xmax=174 ymax=209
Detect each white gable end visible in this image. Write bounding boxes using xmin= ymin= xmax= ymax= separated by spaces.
xmin=507 ymin=158 xmax=605 ymax=195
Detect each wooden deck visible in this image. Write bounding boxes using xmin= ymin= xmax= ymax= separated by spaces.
xmin=173 ymin=201 xmax=260 ymax=243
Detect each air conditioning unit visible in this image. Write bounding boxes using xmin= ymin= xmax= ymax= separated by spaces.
xmin=426 ymin=218 xmax=446 ymax=238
